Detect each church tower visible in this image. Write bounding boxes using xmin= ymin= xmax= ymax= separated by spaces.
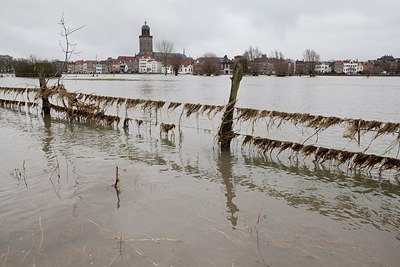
xmin=139 ymin=21 xmax=153 ymax=56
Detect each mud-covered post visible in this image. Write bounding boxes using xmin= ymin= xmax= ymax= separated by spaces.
xmin=218 ymin=63 xmax=243 ymax=151
xmin=39 ymin=74 xmax=51 ymax=115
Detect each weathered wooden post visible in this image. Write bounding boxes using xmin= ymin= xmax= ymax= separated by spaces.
xmin=39 ymin=74 xmax=51 ymax=115
xmin=218 ymin=63 xmax=244 ymax=151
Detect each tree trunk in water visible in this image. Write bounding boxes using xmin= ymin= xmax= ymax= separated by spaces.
xmin=39 ymin=76 xmax=51 ymax=115
xmin=218 ymin=63 xmax=243 ymax=151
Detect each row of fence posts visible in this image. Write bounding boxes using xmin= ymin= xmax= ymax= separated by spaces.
xmin=37 ymin=65 xmax=245 ymax=151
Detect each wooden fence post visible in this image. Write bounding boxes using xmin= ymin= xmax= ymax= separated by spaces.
xmin=39 ymin=75 xmax=51 ymax=115
xmin=218 ymin=63 xmax=244 ymax=151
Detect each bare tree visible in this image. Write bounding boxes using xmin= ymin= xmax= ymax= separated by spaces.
xmin=243 ymin=46 xmax=262 ymax=75
xmin=270 ymin=50 xmax=284 ymax=60
xmin=156 ymin=40 xmax=174 ymax=75
xmin=200 ymin=52 xmax=220 ymax=76
xmin=170 ymin=54 xmax=183 ymax=76
xmin=243 ymin=46 xmax=262 ymax=62
xmin=40 ymin=15 xmax=84 ymax=115
xmin=303 ymin=49 xmax=320 ymax=77
xmin=270 ymin=50 xmax=288 ymax=76
xmin=0 ymin=55 xmax=13 ymax=73
xmin=54 ymin=14 xmax=85 ymax=84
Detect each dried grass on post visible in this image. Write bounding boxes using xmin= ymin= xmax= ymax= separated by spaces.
xmin=184 ymin=103 xmax=202 ymax=117
xmin=167 ymin=102 xmax=182 ymax=110
xmin=0 ymin=99 xmax=37 ymax=110
xmin=2 ymin=86 xmax=399 ymax=161
xmin=200 ymin=104 xmax=224 ymax=118
xmin=235 ymin=108 xmax=259 ymax=122
xmin=239 ymin=134 xmax=400 ymax=174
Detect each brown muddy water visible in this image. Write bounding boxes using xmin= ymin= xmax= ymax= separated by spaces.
xmin=0 ymin=75 xmax=400 ymax=266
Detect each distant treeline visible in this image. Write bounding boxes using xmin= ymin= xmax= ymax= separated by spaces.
xmin=13 ymin=60 xmax=60 ymax=78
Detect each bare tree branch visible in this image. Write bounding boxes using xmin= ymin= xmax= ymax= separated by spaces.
xmin=53 ymin=13 xmax=85 ymax=85
xmin=156 ymin=40 xmax=174 ymax=75
xmin=303 ymin=49 xmax=320 ymax=77
xmin=243 ymin=46 xmax=262 ymax=75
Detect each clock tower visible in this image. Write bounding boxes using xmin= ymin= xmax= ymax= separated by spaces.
xmin=139 ymin=21 xmax=153 ymax=56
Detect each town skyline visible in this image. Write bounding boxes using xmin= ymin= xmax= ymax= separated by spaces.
xmin=1 ymin=0 xmax=400 ymax=62
xmin=56 ymin=22 xmax=400 ymax=76
xmin=1 ymin=20 xmax=398 ymax=66
xmin=1 ymin=21 xmax=399 ymax=76
xmin=3 ymin=21 xmax=398 ymax=76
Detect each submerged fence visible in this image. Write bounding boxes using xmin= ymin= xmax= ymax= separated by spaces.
xmin=1 ymin=86 xmax=399 ymax=176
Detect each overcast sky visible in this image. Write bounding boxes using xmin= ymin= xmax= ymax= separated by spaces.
xmin=1 ymin=0 xmax=399 ymax=61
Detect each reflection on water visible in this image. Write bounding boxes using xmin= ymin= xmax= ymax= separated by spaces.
xmin=1 ymin=106 xmax=400 ymax=265
xmin=32 ymin=108 xmax=400 ymax=234
xmin=139 ymin=81 xmax=155 ymax=98
xmin=241 ymin=153 xmax=400 ymax=234
xmin=42 ymin=114 xmax=53 ymax=158
xmin=33 ymin=107 xmax=400 ymax=235
xmin=217 ymin=151 xmax=239 ymax=227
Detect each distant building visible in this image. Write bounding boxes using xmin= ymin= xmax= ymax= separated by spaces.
xmin=116 ymin=56 xmax=136 ymax=73
xmin=332 ymin=61 xmax=344 ymax=74
xmin=178 ymin=63 xmax=193 ymax=74
xmin=294 ymin=60 xmax=305 ymax=75
xmin=220 ymin=55 xmax=234 ymax=75
xmin=161 ymin=65 xmax=174 ymax=74
xmin=72 ymin=60 xmax=97 ymax=74
xmin=139 ymin=21 xmax=153 ymax=57
xmin=139 ymin=57 xmax=162 ymax=73
xmin=343 ymin=60 xmax=358 ymax=74
xmin=287 ymin=59 xmax=295 ymax=76
xmin=253 ymin=55 xmax=274 ymax=75
xmin=67 ymin=21 xmax=194 ymax=75
xmin=315 ymin=62 xmax=332 ymax=74
xmin=128 ymin=60 xmax=139 ymax=73
xmin=95 ymin=62 xmax=105 ymax=74
xmin=103 ymin=57 xmax=116 ymax=73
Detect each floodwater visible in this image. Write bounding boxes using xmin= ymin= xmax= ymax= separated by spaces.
xmin=0 ymin=74 xmax=400 ymax=266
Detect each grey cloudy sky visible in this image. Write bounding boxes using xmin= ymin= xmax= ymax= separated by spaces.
xmin=1 ymin=0 xmax=399 ymax=61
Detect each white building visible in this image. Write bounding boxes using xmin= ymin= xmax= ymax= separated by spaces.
xmin=343 ymin=60 xmax=358 ymax=74
xmin=149 ymin=60 xmax=162 ymax=73
xmin=139 ymin=57 xmax=162 ymax=73
xmin=315 ymin=62 xmax=332 ymax=74
xmin=179 ymin=64 xmax=193 ymax=74
xmin=139 ymin=58 xmax=148 ymax=73
xmin=95 ymin=63 xmax=103 ymax=74
xmin=161 ymin=65 xmax=174 ymax=74
xmin=161 ymin=64 xmax=193 ymax=75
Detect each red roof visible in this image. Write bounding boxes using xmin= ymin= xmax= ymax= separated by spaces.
xmin=116 ymin=56 xmax=136 ymax=63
